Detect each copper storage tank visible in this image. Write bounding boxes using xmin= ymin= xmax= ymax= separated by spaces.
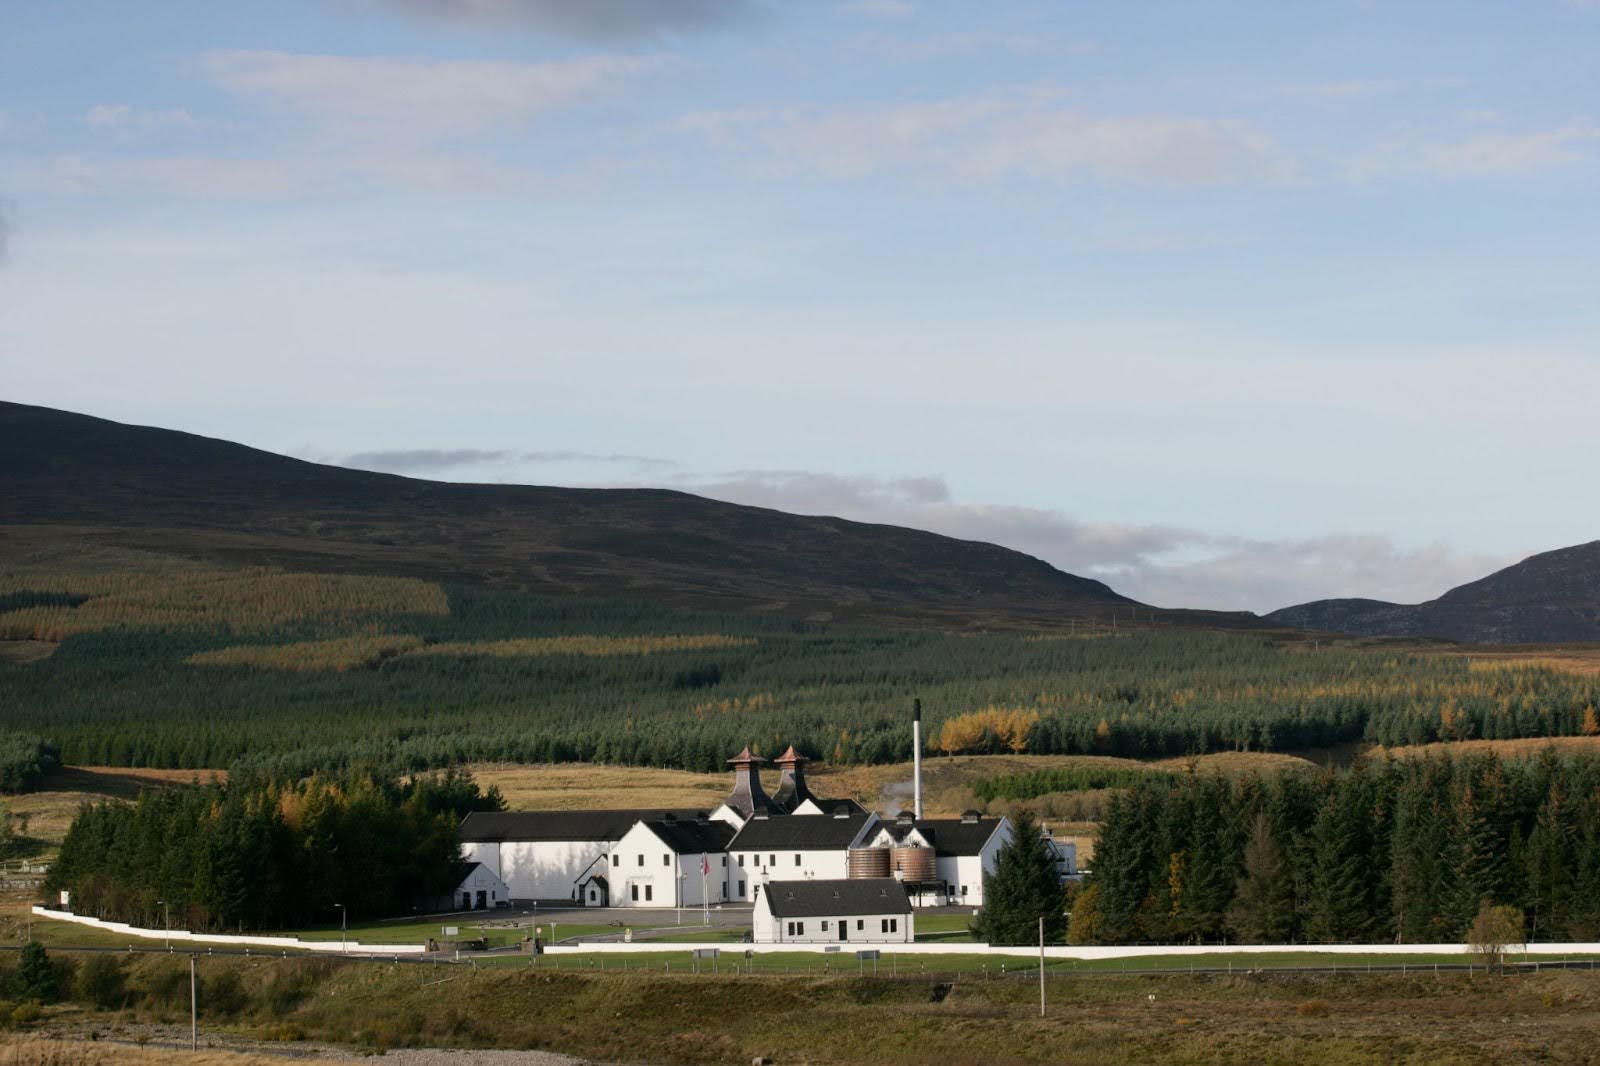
xmin=890 ymin=845 xmax=936 ymax=882
xmin=847 ymin=848 xmax=891 ymax=879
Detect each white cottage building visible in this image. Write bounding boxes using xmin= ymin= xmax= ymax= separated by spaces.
xmin=753 ymin=878 xmax=914 ymax=944
xmin=423 ymin=860 xmax=511 ymax=913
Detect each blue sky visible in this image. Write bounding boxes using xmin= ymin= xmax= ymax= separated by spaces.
xmin=3 ymin=1 xmax=1598 ymax=611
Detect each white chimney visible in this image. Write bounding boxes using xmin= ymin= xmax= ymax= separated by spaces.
xmin=912 ymin=698 xmax=923 ymax=820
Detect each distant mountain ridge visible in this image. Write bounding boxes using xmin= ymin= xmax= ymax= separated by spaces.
xmin=0 ymin=401 xmax=1259 ymax=631
xmin=1268 ymin=541 xmax=1600 ymax=644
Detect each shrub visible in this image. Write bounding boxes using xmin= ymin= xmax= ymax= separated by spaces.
xmin=10 ymin=943 xmax=57 ymax=1003
xmin=203 ymin=969 xmax=248 ymax=1017
xmin=137 ymin=964 xmax=190 ymax=1012
xmin=74 ymin=954 xmax=127 ymax=1010
xmin=1467 ymin=901 xmax=1525 ymax=970
xmin=1296 ymin=999 xmax=1330 ymax=1017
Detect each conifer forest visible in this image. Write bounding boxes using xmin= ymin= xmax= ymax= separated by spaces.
xmin=1 ymin=566 xmax=1597 ymax=780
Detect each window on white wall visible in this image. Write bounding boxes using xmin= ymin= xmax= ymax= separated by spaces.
xmin=662 ymin=855 xmax=670 ymax=867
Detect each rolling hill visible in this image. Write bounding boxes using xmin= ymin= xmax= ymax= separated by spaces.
xmin=0 ymin=401 xmax=1255 ymax=631
xmin=1268 ymin=541 xmax=1600 ymax=643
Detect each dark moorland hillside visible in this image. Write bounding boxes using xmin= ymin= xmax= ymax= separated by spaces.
xmin=0 ymin=401 xmax=1258 ymax=631
xmin=1269 ymin=541 xmax=1600 ymax=644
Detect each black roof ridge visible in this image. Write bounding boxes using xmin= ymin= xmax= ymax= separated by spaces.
xmin=762 ymin=877 xmax=912 ymax=918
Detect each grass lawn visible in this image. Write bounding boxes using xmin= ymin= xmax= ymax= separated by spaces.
xmin=915 ymin=912 xmax=978 ymax=942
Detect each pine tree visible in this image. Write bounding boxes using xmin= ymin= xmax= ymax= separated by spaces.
xmin=972 ymin=808 xmax=1067 ymax=945
xmin=1225 ymin=812 xmax=1295 ymax=943
xmin=12 ymin=942 xmax=58 ymax=1003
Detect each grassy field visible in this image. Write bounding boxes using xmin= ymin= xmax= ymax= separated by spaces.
xmin=471 ymin=751 xmax=1313 ymax=818
xmin=12 ymin=952 xmax=1600 ymax=1063
xmin=3 ymin=766 xmax=224 ymax=863
xmin=1370 ymin=735 xmax=1600 ymax=761
xmin=466 ymin=750 xmax=1314 ymax=866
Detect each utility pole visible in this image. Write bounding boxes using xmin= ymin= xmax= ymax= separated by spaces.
xmin=189 ymin=955 xmax=198 ymax=1051
xmin=158 ymin=899 xmax=169 ymax=949
xmin=1038 ymin=916 xmax=1046 ymax=1018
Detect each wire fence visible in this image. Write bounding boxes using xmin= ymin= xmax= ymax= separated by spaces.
xmin=6 ymin=942 xmax=1597 ymax=983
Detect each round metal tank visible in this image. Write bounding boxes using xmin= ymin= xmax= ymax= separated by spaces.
xmin=890 ymin=845 xmax=936 ymax=882
xmin=847 ymin=848 xmax=891 ymax=879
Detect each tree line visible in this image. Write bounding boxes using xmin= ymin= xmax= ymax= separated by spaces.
xmin=1071 ymin=749 xmax=1600 ymax=945
xmin=45 ymin=770 xmax=504 ymax=932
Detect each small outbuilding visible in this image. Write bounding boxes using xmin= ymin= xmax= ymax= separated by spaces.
xmin=440 ymin=860 xmax=510 ymax=912
xmin=753 ymin=878 xmax=913 ymax=944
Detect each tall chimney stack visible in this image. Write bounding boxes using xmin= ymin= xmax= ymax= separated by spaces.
xmin=912 ymin=698 xmax=923 ymax=820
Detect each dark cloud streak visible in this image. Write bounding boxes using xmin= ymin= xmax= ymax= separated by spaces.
xmin=335 ymin=447 xmax=677 ymax=474
xmin=371 ymin=0 xmax=760 ymax=40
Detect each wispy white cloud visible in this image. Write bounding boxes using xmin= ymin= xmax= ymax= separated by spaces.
xmin=1352 ymin=119 xmax=1600 ymax=179
xmin=1281 ymin=79 xmax=1402 ymax=99
xmin=1422 ymin=120 xmax=1600 ymax=175
xmin=369 ymin=0 xmax=759 ymax=39
xmin=684 ymin=90 xmax=1293 ymax=186
xmin=203 ymin=49 xmax=663 ymax=143
xmin=84 ymin=104 xmax=202 ymax=134
xmin=838 ymin=0 xmax=916 ymax=18
xmin=661 ymin=470 xmax=1514 ymax=612
xmin=34 ymin=151 xmax=531 ymax=198
xmin=0 ymin=197 xmax=14 ymax=261
xmin=850 ymin=30 xmax=1090 ymax=63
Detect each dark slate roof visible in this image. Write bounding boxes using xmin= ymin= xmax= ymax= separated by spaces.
xmin=803 ymin=797 xmax=868 ymax=816
xmin=641 ymin=818 xmax=737 ymax=854
xmin=446 ymin=860 xmax=485 ymax=885
xmin=875 ymin=817 xmax=1005 ymax=857
xmin=458 ymin=809 xmax=707 ymax=844
xmin=728 ymin=811 xmax=876 ymax=851
xmin=764 ymin=878 xmax=911 ymax=918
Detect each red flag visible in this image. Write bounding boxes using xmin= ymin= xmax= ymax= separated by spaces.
xmin=701 ymin=853 xmax=710 ymax=876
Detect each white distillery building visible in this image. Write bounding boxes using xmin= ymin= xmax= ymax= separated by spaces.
xmin=863 ymin=811 xmax=1012 ymax=907
xmin=458 ymin=808 xmax=739 ymax=905
xmin=754 ymin=878 xmax=914 ymax=945
xmin=607 ymin=815 xmax=736 ymax=908
xmin=453 ymin=737 xmax=1064 ymax=912
xmin=726 ymin=808 xmax=879 ymax=902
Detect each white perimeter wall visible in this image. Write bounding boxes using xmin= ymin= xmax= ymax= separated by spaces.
xmin=32 ymin=908 xmax=425 ymax=955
